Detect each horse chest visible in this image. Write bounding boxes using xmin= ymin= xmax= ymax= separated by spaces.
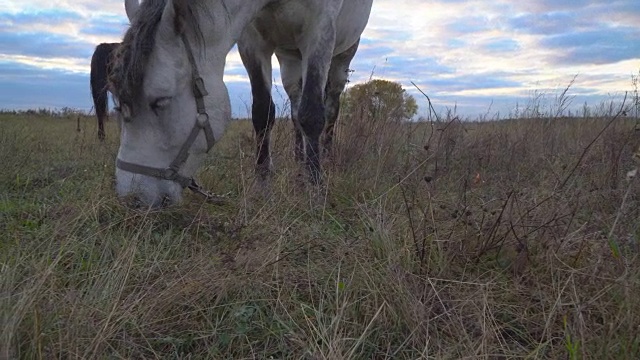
xmin=251 ymin=10 xmax=308 ymax=50
xmin=250 ymin=0 xmax=372 ymax=53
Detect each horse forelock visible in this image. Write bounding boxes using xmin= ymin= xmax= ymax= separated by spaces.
xmin=108 ymin=0 xmax=212 ymax=109
xmin=109 ymin=0 xmax=169 ymax=107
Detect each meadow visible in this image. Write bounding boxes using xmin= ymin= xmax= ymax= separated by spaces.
xmin=1 ymin=99 xmax=639 ymax=358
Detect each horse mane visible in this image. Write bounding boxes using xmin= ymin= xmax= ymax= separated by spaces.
xmin=109 ymin=0 xmax=202 ymax=108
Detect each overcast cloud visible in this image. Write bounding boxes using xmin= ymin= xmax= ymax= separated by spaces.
xmin=0 ymin=0 xmax=638 ymax=118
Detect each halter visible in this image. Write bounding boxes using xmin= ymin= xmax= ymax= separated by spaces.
xmin=116 ymin=33 xmax=217 ymax=191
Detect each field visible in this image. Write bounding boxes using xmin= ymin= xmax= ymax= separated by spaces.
xmin=1 ymin=105 xmax=639 ymax=358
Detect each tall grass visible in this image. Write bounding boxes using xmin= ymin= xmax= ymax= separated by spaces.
xmin=1 ymin=93 xmax=639 ymax=358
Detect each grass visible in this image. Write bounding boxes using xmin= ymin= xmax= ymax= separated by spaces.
xmin=1 ymin=103 xmax=639 ymax=359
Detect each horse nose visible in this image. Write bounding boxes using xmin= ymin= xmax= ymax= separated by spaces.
xmin=115 ymin=169 xmax=183 ymax=208
xmin=119 ymin=192 xmax=176 ymax=209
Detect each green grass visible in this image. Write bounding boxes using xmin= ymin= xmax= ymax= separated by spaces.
xmin=1 ymin=109 xmax=639 ymax=359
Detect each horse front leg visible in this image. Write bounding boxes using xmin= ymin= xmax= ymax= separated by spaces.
xmin=323 ymin=38 xmax=360 ymax=158
xmin=239 ymin=38 xmax=276 ymax=181
xmin=299 ymin=68 xmax=327 ymax=185
xmin=299 ymin=26 xmax=336 ymax=185
xmin=250 ymin=74 xmax=276 ymax=180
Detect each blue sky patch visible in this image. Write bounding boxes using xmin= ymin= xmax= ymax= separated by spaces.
xmin=0 ymin=0 xmax=637 ymax=118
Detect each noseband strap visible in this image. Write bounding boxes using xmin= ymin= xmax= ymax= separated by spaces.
xmin=116 ymin=33 xmax=215 ymax=189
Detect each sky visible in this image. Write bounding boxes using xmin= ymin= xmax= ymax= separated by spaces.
xmin=0 ymin=0 xmax=639 ymax=119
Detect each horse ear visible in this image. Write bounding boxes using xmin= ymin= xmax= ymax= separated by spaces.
xmin=124 ymin=0 xmax=140 ymax=22
xmin=172 ymin=0 xmax=188 ymax=34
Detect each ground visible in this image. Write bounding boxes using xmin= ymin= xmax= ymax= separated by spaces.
xmin=1 ymin=108 xmax=639 ymax=359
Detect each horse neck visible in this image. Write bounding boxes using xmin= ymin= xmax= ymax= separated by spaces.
xmin=223 ymin=0 xmax=275 ymax=41
xmin=163 ymin=0 xmax=275 ymax=80
xmin=180 ymin=0 xmax=273 ymax=57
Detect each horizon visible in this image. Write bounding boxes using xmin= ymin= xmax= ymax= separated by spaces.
xmin=1 ymin=0 xmax=639 ymax=119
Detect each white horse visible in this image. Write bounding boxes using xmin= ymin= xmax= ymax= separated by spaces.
xmin=111 ymin=0 xmax=373 ymax=207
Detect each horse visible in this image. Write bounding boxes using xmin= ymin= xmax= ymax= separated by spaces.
xmin=90 ymin=42 xmax=119 ymax=141
xmin=109 ymin=0 xmax=373 ymax=207
xmin=89 ymin=1 xmax=139 ymax=141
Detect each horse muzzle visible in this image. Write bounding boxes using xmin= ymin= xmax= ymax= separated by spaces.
xmin=115 ymin=168 xmax=184 ymax=208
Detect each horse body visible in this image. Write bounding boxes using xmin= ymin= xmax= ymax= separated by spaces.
xmin=239 ymin=0 xmax=372 ymax=180
xmin=90 ymin=42 xmax=119 ymax=140
xmin=110 ymin=0 xmax=373 ymax=207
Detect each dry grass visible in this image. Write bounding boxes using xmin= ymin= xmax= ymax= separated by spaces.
xmin=1 ymin=97 xmax=639 ymax=359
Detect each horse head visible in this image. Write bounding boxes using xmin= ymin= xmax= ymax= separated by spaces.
xmin=109 ymin=0 xmax=232 ymax=207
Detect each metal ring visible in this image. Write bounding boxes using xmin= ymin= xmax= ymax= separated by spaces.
xmin=162 ymin=168 xmax=177 ymax=180
xmin=196 ymin=112 xmax=209 ymax=127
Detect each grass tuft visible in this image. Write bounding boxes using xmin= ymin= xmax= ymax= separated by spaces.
xmin=1 ymin=98 xmax=639 ymax=358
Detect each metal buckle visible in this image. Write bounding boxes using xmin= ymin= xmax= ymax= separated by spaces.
xmin=193 ymin=77 xmax=209 ymax=97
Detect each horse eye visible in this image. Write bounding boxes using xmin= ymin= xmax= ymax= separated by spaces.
xmin=150 ymin=97 xmax=172 ymax=111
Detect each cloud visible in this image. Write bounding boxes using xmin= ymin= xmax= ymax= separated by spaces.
xmin=0 ymin=61 xmax=90 ymax=110
xmin=508 ymin=12 xmax=582 ymax=36
xmin=0 ymin=31 xmax=94 ymax=59
xmin=445 ymin=16 xmax=495 ymax=36
xmin=417 ymin=73 xmax=523 ymax=93
xmin=482 ymin=38 xmax=521 ymax=53
xmin=0 ymin=0 xmax=637 ymax=119
xmin=540 ymin=27 xmax=640 ymax=65
xmin=0 ymin=9 xmax=83 ymax=26
xmin=515 ymin=0 xmax=592 ymax=12
xmin=80 ymin=16 xmax=130 ymax=38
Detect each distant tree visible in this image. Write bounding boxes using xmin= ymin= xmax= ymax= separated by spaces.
xmin=341 ymin=79 xmax=418 ymax=122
